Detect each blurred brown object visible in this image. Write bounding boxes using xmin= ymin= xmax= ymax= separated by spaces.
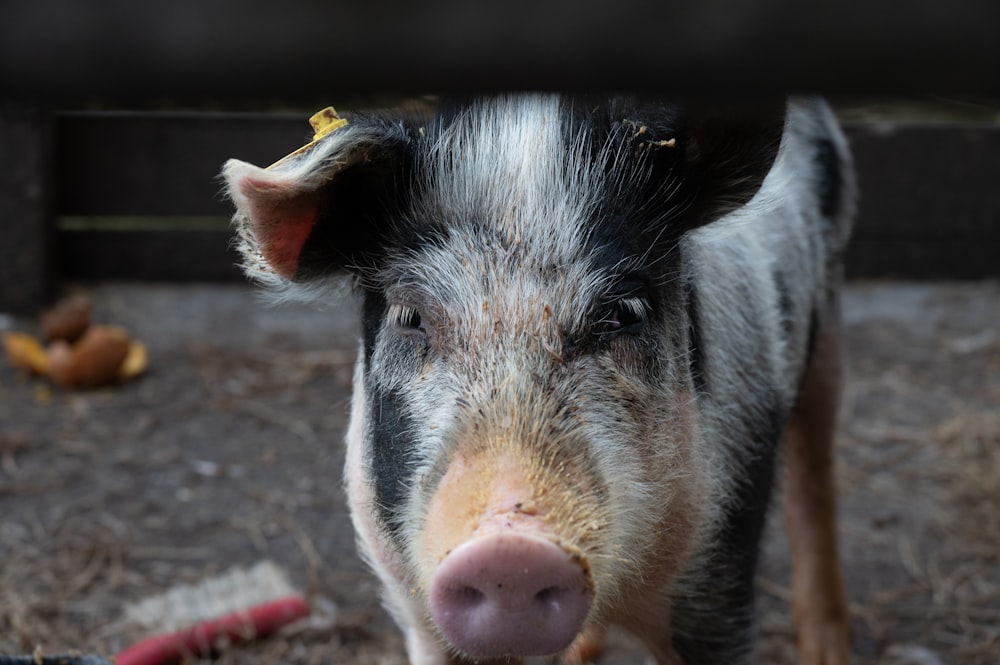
xmin=40 ymin=294 xmax=92 ymax=343
xmin=3 ymin=331 xmax=50 ymax=375
xmin=3 ymin=294 xmax=147 ymax=389
xmin=48 ymin=325 xmax=131 ymax=389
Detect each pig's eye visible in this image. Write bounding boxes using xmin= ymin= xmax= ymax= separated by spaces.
xmin=388 ymin=304 xmax=424 ymax=333
xmin=595 ymin=296 xmax=650 ymax=335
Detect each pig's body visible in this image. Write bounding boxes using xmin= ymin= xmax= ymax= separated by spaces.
xmin=225 ymin=95 xmax=854 ymax=664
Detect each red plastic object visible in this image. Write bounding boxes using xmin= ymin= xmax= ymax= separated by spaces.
xmin=115 ymin=595 xmax=310 ymax=665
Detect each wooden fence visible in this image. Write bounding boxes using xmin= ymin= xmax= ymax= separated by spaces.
xmin=2 ymin=108 xmax=999 ymax=312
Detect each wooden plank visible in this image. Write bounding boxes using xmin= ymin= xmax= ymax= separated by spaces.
xmin=0 ymin=105 xmax=54 ymax=312
xmin=54 ymin=112 xmax=314 ymax=216
xmin=843 ymin=122 xmax=1000 ymax=279
xmin=51 ymin=114 xmax=1000 ymax=282
xmin=847 ymin=239 xmax=1000 ymax=280
xmin=57 ymin=229 xmax=243 ymax=282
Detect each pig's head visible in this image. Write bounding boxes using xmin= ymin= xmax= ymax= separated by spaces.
xmin=224 ymin=95 xmax=784 ymax=660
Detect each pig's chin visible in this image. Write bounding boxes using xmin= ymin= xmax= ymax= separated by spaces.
xmin=428 ymin=532 xmax=593 ymax=658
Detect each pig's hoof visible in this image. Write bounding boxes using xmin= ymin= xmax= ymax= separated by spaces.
xmin=797 ymin=620 xmax=853 ymax=665
xmin=429 ymin=533 xmax=593 ymax=658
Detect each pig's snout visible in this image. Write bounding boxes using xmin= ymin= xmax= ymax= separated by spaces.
xmin=429 ymin=532 xmax=593 ymax=658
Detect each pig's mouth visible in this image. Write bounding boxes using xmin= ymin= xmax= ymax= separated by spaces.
xmin=428 ymin=531 xmax=594 ymax=658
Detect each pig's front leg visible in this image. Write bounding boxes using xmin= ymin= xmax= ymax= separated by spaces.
xmin=783 ymin=322 xmax=852 ymax=665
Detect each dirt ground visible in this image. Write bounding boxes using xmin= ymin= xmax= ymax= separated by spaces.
xmin=1 ymin=280 xmax=997 ymax=665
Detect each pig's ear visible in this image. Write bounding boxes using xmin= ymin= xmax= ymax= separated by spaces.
xmin=223 ymin=121 xmax=412 ymax=284
xmin=683 ymin=100 xmax=787 ymax=225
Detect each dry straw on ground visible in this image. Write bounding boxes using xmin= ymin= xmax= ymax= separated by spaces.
xmin=1 ymin=281 xmax=997 ymax=664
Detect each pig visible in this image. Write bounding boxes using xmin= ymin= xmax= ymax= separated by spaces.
xmin=223 ymin=94 xmax=854 ymax=665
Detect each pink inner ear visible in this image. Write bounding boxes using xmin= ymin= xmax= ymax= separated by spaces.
xmin=239 ymin=175 xmax=320 ymax=280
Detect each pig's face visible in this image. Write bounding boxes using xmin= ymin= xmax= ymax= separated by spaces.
xmin=224 ymin=95 xmax=785 ymax=660
xmin=358 ymin=197 xmax=707 ymax=656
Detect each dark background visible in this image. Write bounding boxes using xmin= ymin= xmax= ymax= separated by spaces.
xmin=2 ymin=0 xmax=1000 ymax=105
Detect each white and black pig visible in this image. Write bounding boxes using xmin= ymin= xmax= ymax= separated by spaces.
xmin=224 ymin=95 xmax=854 ymax=665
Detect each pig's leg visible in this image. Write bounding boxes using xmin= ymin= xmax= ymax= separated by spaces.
xmin=561 ymin=624 xmax=608 ymax=664
xmin=782 ymin=321 xmax=852 ymax=665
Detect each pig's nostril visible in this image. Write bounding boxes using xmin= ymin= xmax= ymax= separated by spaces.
xmin=448 ymin=585 xmax=486 ymax=609
xmin=534 ymin=586 xmax=560 ymax=604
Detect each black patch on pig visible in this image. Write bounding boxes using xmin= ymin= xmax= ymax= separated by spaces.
xmin=570 ymin=95 xmax=786 ymax=232
xmin=722 ymin=397 xmax=784 ymax=565
xmin=805 ymin=306 xmax=820 ymax=362
xmin=671 ymin=396 xmax=784 ymax=663
xmin=555 ymin=96 xmax=707 ymax=249
xmin=361 ymin=289 xmax=387 ymax=370
xmin=362 ymin=289 xmax=420 ymax=537
xmin=814 ymin=137 xmax=842 ymax=219
xmin=683 ymin=275 xmax=708 ymax=395
xmin=774 ymin=269 xmax=794 ymax=344
xmin=794 ymin=306 xmax=822 ymax=397
xmin=367 ymin=382 xmax=420 ymax=538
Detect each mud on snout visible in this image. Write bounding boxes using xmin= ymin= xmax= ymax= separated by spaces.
xmin=413 ymin=418 xmax=611 ymax=659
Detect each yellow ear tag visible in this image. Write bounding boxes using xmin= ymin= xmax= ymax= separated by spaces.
xmin=309 ymin=107 xmax=349 ymax=141
xmin=267 ymin=106 xmax=349 ymax=169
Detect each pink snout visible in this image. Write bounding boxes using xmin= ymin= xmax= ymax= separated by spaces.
xmin=428 ymin=533 xmax=593 ymax=658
